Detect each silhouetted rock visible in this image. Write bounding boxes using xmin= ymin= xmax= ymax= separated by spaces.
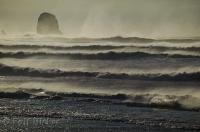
xmin=37 ymin=12 xmax=62 ymax=35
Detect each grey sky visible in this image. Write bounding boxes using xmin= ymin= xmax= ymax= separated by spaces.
xmin=0 ymin=0 xmax=200 ymax=38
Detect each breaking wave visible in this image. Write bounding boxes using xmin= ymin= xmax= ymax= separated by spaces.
xmin=0 ymin=89 xmax=199 ymax=111
xmin=0 ymin=64 xmax=200 ymax=81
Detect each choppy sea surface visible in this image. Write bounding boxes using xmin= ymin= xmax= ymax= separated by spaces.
xmin=0 ymin=36 xmax=200 ymax=131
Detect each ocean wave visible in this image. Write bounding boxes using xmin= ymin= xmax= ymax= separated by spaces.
xmin=0 ymin=64 xmax=200 ymax=81
xmin=2 ymin=36 xmax=200 ymax=44
xmin=0 ymin=89 xmax=199 ymax=111
xmin=120 ymin=94 xmax=200 ymax=111
xmin=24 ymin=36 xmax=156 ymax=43
xmin=96 ymin=36 xmax=155 ymax=43
xmin=1 ymin=44 xmax=200 ymax=52
xmin=0 ymin=51 xmax=199 ymax=60
xmin=20 ymin=35 xmax=200 ymax=43
xmin=99 ymin=36 xmax=200 ymax=43
xmin=0 ymin=44 xmax=123 ymax=51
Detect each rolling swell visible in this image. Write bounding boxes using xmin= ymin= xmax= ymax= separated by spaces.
xmin=0 ymin=64 xmax=200 ymax=81
xmin=0 ymin=51 xmax=199 ymax=60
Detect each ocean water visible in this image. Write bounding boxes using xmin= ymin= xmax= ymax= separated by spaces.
xmin=0 ymin=36 xmax=200 ymax=131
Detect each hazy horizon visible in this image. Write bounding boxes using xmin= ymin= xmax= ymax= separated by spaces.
xmin=0 ymin=0 xmax=200 ymax=38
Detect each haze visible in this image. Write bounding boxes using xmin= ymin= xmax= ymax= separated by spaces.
xmin=0 ymin=0 xmax=200 ymax=38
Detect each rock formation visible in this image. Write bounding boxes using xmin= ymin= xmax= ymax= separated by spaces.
xmin=37 ymin=12 xmax=62 ymax=35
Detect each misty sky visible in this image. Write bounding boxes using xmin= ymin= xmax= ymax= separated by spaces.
xmin=0 ymin=0 xmax=200 ymax=38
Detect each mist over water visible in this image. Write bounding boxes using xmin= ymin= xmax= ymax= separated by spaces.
xmin=0 ymin=0 xmax=200 ymax=38
xmin=0 ymin=1 xmax=200 ymax=131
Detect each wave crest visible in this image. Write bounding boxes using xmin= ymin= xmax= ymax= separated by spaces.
xmin=0 ymin=51 xmax=199 ymax=60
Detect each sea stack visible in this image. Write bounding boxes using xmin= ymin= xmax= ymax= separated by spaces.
xmin=37 ymin=12 xmax=62 ymax=35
